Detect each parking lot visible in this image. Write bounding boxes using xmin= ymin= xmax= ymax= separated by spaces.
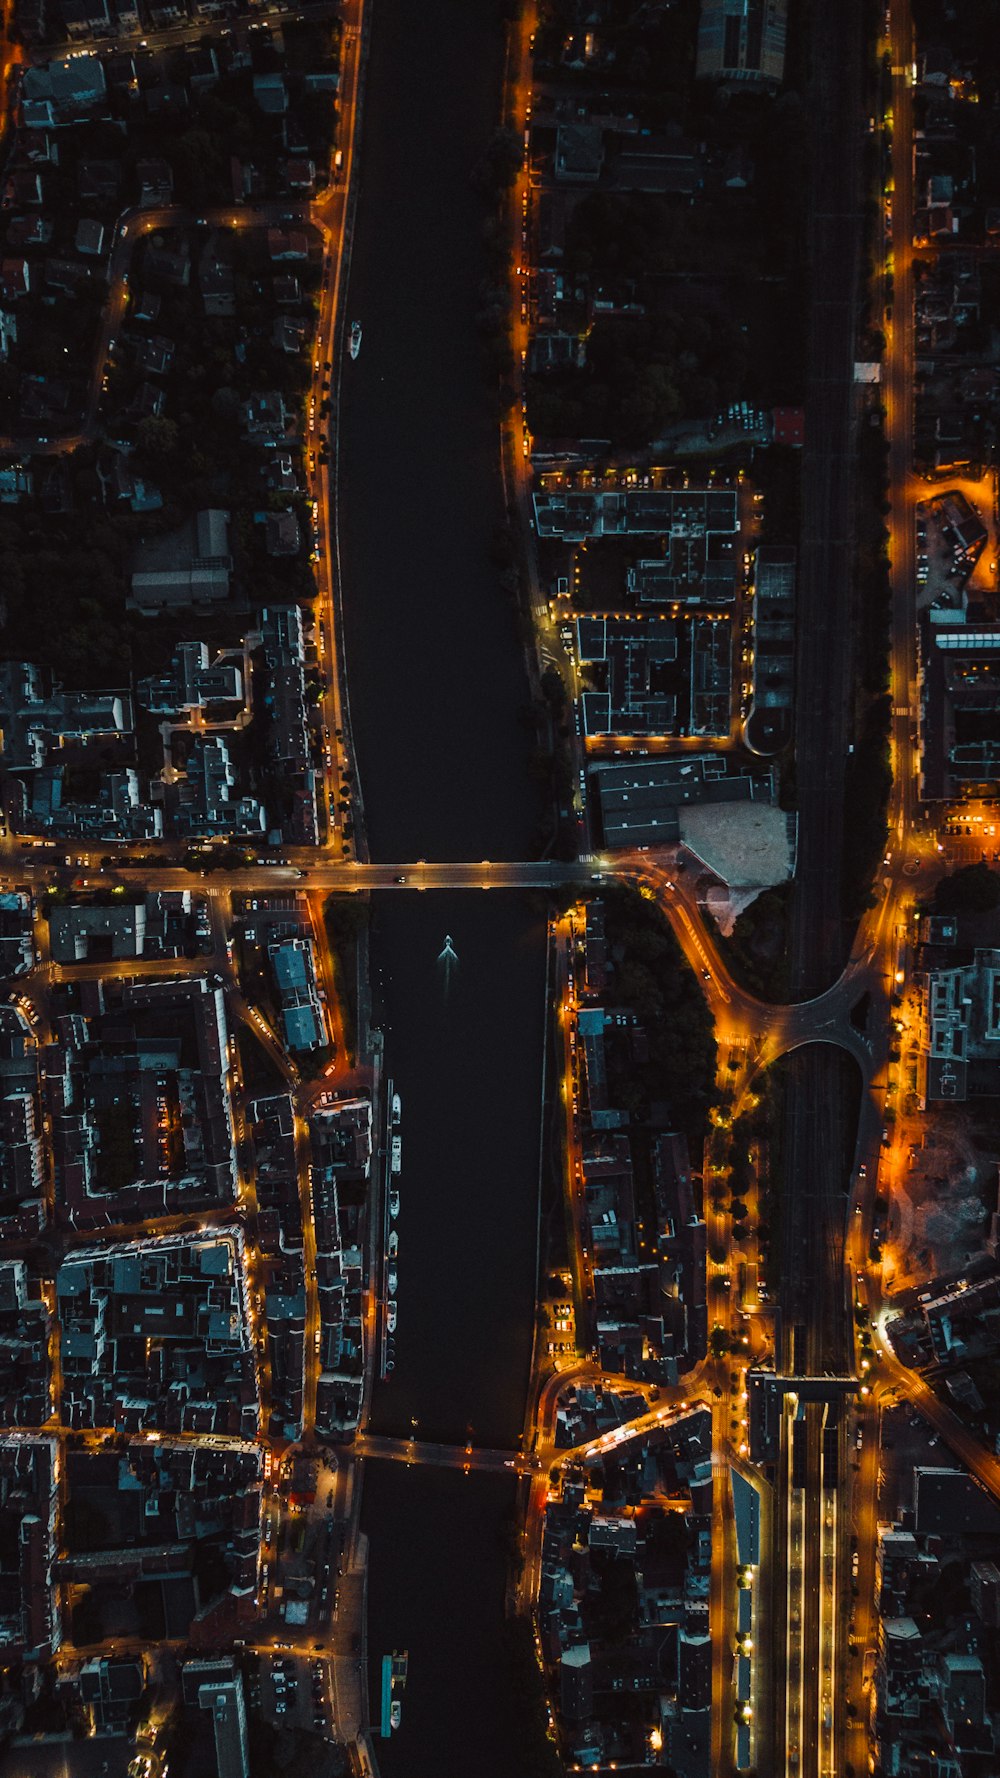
xmin=912 ymin=483 xmax=996 ymax=618
xmin=936 ymin=802 xmax=1000 ymax=867
xmin=252 ymin=1651 xmax=334 ymax=1737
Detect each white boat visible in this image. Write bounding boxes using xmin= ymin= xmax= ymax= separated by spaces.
xmin=391 ymin=1091 xmax=401 ymax=1127
xmin=389 ymin=1191 xmax=399 ymax=1219
xmin=386 ymin=1300 xmax=397 ymax=1333
xmin=387 ymin=1265 xmax=398 ymax=1295
xmin=388 ymin=1230 xmax=398 ymax=1259
xmin=349 ymin=320 xmax=362 ymax=359
xmin=391 ymin=1135 xmax=402 ymax=1175
xmin=390 ymin=1701 xmax=401 ymax=1731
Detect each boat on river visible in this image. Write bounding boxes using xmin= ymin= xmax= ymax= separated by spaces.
xmin=349 ymin=320 xmax=362 ymax=359
xmin=380 ymin=1650 xmax=408 ymax=1736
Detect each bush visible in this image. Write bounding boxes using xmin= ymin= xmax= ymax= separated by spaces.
xmin=600 ymin=882 xmax=718 ymax=1147
xmin=501 ymin=1619 xmax=564 ymax=1778
xmin=933 ymin=861 xmax=1000 ymax=914
xmin=714 ymin=883 xmax=791 ymax=1002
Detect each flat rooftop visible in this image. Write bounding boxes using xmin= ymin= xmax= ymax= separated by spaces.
xmin=745 ymin=545 xmax=796 ymax=756
xmin=680 ymin=800 xmax=796 ymax=889
xmin=593 ymin=753 xmax=775 ymax=849
xmin=535 ymin=485 xmax=738 ymax=541
xmin=577 ymin=614 xmax=732 ymax=739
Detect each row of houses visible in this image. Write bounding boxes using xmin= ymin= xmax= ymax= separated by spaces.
xmin=539 ymin=1406 xmax=716 ymax=1775
xmin=246 ymin=1088 xmax=371 ymax=1445
xmin=46 ymin=972 xmax=238 ymax=1228
xmin=873 ymin=1473 xmax=1000 ymax=1778
xmin=0 ymin=1003 xmax=46 ymax=1241
xmin=1 ymin=602 xmax=319 ymax=844
xmin=56 ymin=1227 xmax=258 ymax=1437
xmin=311 ymin=1096 xmax=371 ymax=1442
xmin=0 ymin=1436 xmax=264 ymax=1680
xmin=573 ymin=902 xmax=706 ymax=1379
xmin=59 ymin=1440 xmax=263 ymax=1643
xmin=249 ymin=1091 xmax=306 ymax=1444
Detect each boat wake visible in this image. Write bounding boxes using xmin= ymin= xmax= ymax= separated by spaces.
xmin=437 ymin=933 xmax=459 ymax=999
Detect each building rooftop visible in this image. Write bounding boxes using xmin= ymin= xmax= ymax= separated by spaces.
xmin=745 ymin=546 xmax=796 ymax=756
xmin=695 ymin=0 xmax=788 ymax=86
xmin=535 ymin=485 xmax=738 ymax=542
xmin=57 ymin=1229 xmax=257 ymax=1437
xmin=592 ymin=753 xmax=775 ymax=850
xmin=576 ymin=613 xmax=732 ymax=739
xmin=920 ymin=947 xmax=1000 ymax=1102
xmin=0 ymin=1435 xmax=58 ymax=1660
xmin=680 ymin=798 xmax=795 ymax=891
xmin=48 ymin=973 xmax=237 ymax=1226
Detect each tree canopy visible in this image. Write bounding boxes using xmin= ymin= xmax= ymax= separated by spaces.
xmin=933 ymin=860 xmax=1000 ymax=914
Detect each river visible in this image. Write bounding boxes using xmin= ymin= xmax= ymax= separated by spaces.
xmin=337 ymin=0 xmax=548 ymax=1771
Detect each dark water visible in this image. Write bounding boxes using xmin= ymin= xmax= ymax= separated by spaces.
xmin=361 ymin=1466 xmax=522 ymax=1778
xmin=367 ymin=891 xmax=544 ymax=1451
xmin=337 ymin=0 xmax=547 ymax=1769
xmin=340 ymin=0 xmax=537 ymax=866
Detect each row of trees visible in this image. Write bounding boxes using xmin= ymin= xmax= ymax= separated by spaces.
xmin=601 ymin=882 xmax=718 ymax=1148
xmin=527 ymin=305 xmax=751 ymax=448
xmin=842 ymin=408 xmax=893 ymax=924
